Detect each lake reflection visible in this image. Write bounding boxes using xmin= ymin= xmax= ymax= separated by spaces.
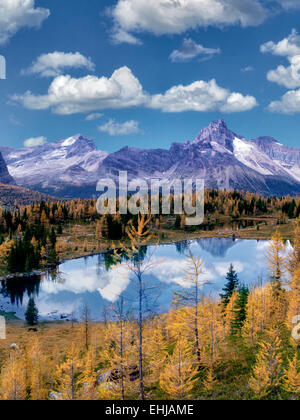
xmin=0 ymin=238 xmax=279 ymax=321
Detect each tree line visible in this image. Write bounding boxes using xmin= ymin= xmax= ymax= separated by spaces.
xmin=0 ymin=217 xmax=300 ymax=400
xmin=0 ymin=190 xmax=299 ymax=274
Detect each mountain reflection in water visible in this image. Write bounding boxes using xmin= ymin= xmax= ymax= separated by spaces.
xmin=0 ymin=238 xmax=274 ymax=321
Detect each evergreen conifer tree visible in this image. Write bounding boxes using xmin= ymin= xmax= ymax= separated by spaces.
xmin=220 ymin=264 xmax=240 ymax=307
xmin=25 ymin=297 xmax=39 ymax=326
xmin=231 ymin=285 xmax=249 ymax=335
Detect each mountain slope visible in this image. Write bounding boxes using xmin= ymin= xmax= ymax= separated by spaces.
xmin=251 ymin=136 xmax=300 ymax=182
xmin=0 ymin=152 xmax=15 ymax=185
xmin=0 ymin=135 xmax=107 ymax=198
xmin=2 ymin=121 xmax=300 ymax=198
xmin=98 ymin=120 xmax=300 ymax=196
xmin=0 ymin=184 xmax=56 ymax=207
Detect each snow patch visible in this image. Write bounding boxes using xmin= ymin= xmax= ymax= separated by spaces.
xmin=211 ymin=141 xmax=232 ymax=154
xmin=233 ymin=137 xmax=274 ymax=176
xmin=61 ymin=137 xmax=76 ymax=147
xmin=281 ymin=164 xmax=300 ymax=182
xmin=233 ymin=137 xmax=253 ymax=155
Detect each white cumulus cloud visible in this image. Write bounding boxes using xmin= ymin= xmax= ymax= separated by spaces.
xmin=110 ymin=25 xmax=142 ymax=45
xmin=110 ymin=0 xmax=267 ymax=44
xmin=11 ymin=66 xmax=148 ymax=115
xmin=149 ymin=79 xmax=257 ymax=113
xmin=149 ymin=258 xmax=215 ymax=288
xmin=268 ymin=88 xmax=300 ymax=114
xmin=262 ymin=30 xmax=300 ymax=112
xmin=267 ymin=55 xmax=300 ymax=89
xmin=241 ymin=66 xmax=254 ymax=72
xmin=260 ymin=29 xmax=300 ymax=89
xmin=261 ymin=29 xmax=300 ymax=57
xmin=215 ymin=261 xmax=244 ymax=276
xmin=261 ymin=30 xmax=300 ymax=89
xmin=275 ymin=0 xmax=300 ymax=9
xmin=98 ymin=119 xmax=142 ymax=136
xmin=85 ymin=112 xmax=104 ymax=121
xmin=98 ymin=265 xmax=131 ymax=302
xmin=22 ymin=52 xmax=95 ymax=78
xmin=11 ymin=66 xmax=258 ymax=115
xmin=0 ymin=0 xmax=50 ymax=45
xmin=170 ymin=38 xmax=221 ymax=62
xmin=24 ymin=136 xmax=47 ymax=148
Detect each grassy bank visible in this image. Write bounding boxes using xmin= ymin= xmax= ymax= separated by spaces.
xmin=56 ymin=215 xmax=296 ymax=263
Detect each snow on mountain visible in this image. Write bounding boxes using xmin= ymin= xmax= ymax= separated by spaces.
xmin=0 ymin=134 xmax=108 ymax=196
xmin=233 ymin=137 xmax=287 ymax=177
xmin=192 ymin=120 xmax=300 ymax=184
xmin=96 ymin=120 xmax=300 ymax=197
xmin=61 ymin=136 xmax=77 ymax=147
xmin=250 ymin=136 xmax=300 ymax=183
xmin=1 ymin=121 xmax=300 ymax=198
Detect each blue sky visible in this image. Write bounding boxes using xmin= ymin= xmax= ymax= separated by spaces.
xmin=1 ymin=0 xmax=300 ymax=153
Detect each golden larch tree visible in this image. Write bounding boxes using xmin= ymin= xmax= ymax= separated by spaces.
xmin=286 ymin=268 xmax=300 ymax=330
xmin=242 ymin=284 xmax=274 ymax=345
xmin=159 ymin=335 xmax=197 ymax=400
xmin=54 ymin=344 xmax=82 ymax=400
xmin=288 ymin=221 xmax=300 ymax=275
xmin=282 ymin=353 xmax=300 ymax=397
xmin=249 ymin=328 xmax=283 ymax=399
xmin=0 ymin=351 xmax=26 ymax=400
xmin=26 ymin=338 xmax=50 ymax=400
xmin=79 ymin=343 xmax=97 ymax=400
xmin=267 ymin=231 xmax=287 ymax=325
xmin=203 ymin=366 xmax=218 ymax=393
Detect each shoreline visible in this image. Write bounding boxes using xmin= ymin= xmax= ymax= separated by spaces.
xmin=0 ymin=234 xmax=277 ymax=283
xmin=0 ymin=233 xmax=263 ymax=282
xmin=0 ymin=215 xmax=295 ymax=282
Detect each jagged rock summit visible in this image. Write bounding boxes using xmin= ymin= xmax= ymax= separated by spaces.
xmin=1 ymin=121 xmax=300 ymax=197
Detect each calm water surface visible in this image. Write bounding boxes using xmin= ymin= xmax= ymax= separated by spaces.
xmin=0 ymin=238 xmax=286 ymax=321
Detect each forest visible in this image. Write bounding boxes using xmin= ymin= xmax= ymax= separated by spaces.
xmin=0 ymin=189 xmax=299 ymax=275
xmin=0 ymin=214 xmax=299 ymax=400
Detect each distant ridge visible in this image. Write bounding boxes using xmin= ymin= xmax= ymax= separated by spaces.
xmin=0 ymin=183 xmax=58 ymax=207
xmin=1 ymin=121 xmax=300 ymax=198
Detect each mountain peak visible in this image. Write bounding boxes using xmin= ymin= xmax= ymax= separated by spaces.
xmin=58 ymin=134 xmax=97 ymax=154
xmin=254 ymin=136 xmax=279 ymax=144
xmin=209 ymin=119 xmax=228 ymax=130
xmin=193 ymin=119 xmax=237 ymax=152
xmin=58 ymin=133 xmax=93 ymax=145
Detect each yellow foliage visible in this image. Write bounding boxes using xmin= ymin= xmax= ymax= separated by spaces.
xmin=286 ymin=268 xmax=300 ymax=330
xmin=159 ymin=336 xmax=197 ymax=399
xmin=242 ymin=284 xmax=274 ymax=345
xmin=203 ymin=366 xmax=218 ymax=393
xmin=54 ymin=344 xmax=82 ymax=400
xmin=55 ymin=238 xmax=70 ymax=255
xmin=26 ymin=338 xmax=50 ymax=400
xmin=98 ymin=322 xmax=138 ymax=400
xmin=249 ymin=328 xmax=283 ymax=399
xmin=0 ymin=351 xmax=26 ymax=400
xmin=79 ymin=344 xmax=98 ymax=400
xmin=0 ymin=239 xmax=14 ymax=262
xmin=288 ymin=221 xmax=300 ymax=275
xmin=282 ymin=353 xmax=300 ymax=396
xmin=267 ymin=230 xmax=286 ymax=284
xmin=144 ymin=318 xmax=168 ymax=382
